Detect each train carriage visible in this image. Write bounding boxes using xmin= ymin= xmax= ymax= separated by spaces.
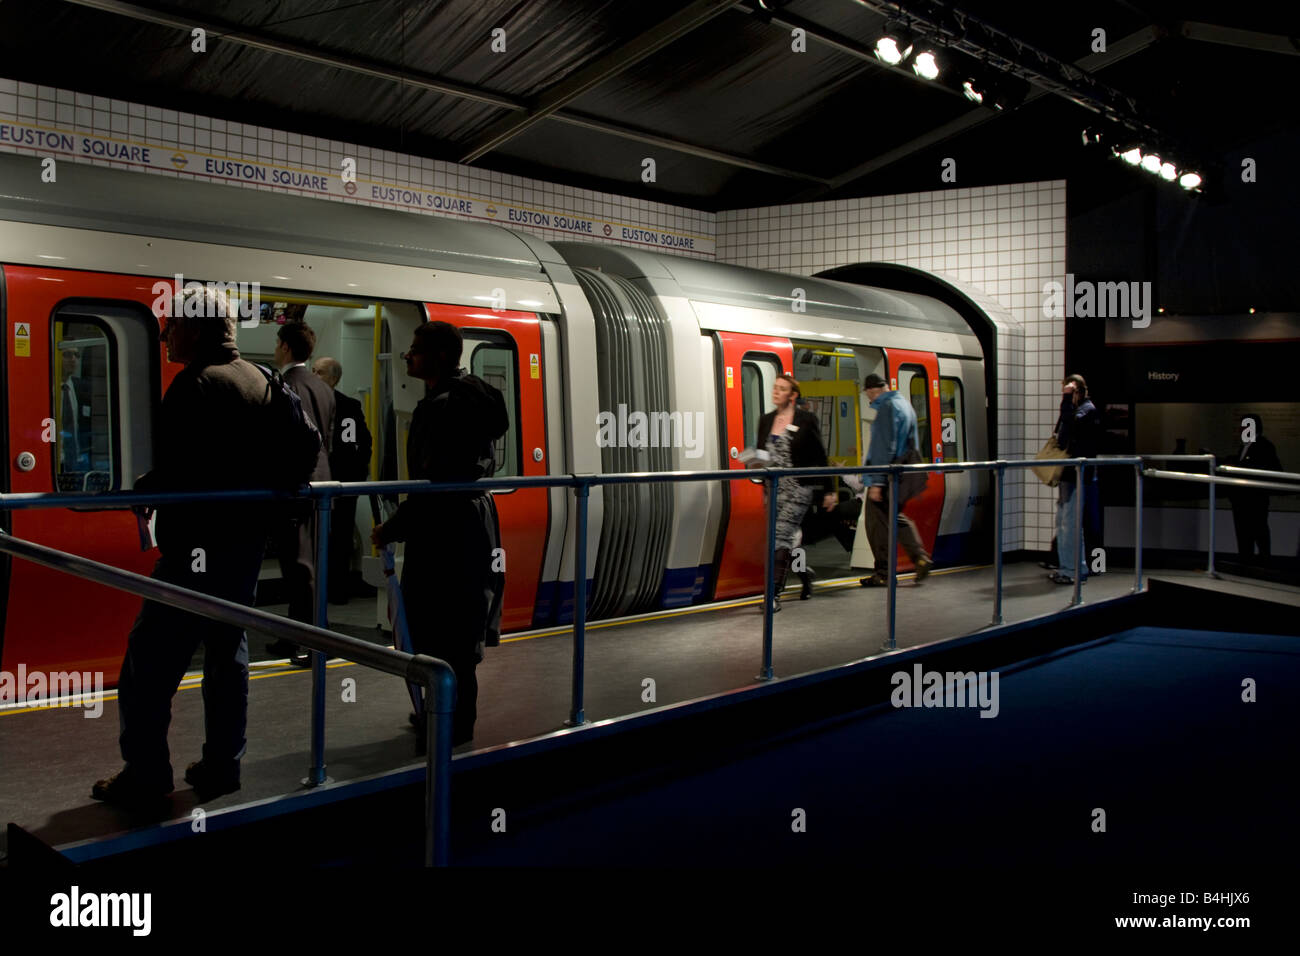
xmin=0 ymin=153 xmax=995 ymax=685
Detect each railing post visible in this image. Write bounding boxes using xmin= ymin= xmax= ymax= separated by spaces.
xmin=306 ymin=491 xmax=331 ymax=787
xmin=757 ymin=472 xmax=777 ymax=681
xmin=884 ymin=469 xmax=898 ymax=651
xmin=1070 ymin=463 xmax=1084 ymax=607
xmin=992 ymin=463 xmax=1005 ymax=625
xmin=422 ymin=660 xmax=454 ymax=867
xmin=1207 ymin=454 xmax=1218 ymax=578
xmin=1133 ymin=464 xmax=1144 ymax=594
xmin=566 ymin=479 xmax=590 ymax=727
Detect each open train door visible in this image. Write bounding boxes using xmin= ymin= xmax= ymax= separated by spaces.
xmin=712 ymin=331 xmax=794 ymax=600
xmin=422 ymin=303 xmax=549 ymax=630
xmin=884 ymin=347 xmax=945 ymax=566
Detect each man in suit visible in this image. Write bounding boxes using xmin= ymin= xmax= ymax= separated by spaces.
xmin=92 ymin=288 xmax=275 ymax=808
xmin=266 ymin=322 xmax=334 ymax=665
xmin=312 ymin=356 xmax=373 ymax=603
xmin=1228 ymin=414 xmax=1283 ymax=562
xmin=58 ymin=346 xmax=92 ymax=473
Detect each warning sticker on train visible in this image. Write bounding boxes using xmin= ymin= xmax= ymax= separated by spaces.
xmin=14 ymin=322 xmax=30 ymax=357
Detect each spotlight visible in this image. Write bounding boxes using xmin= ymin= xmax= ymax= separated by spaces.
xmin=1140 ymin=153 xmax=1162 ymax=174
xmin=1179 ymin=171 xmax=1202 ymax=190
xmin=1081 ymin=128 xmax=1103 ymax=147
xmin=1159 ymin=162 xmax=1177 ymax=181
xmin=1118 ymin=147 xmax=1142 ymax=165
xmin=875 ymin=36 xmax=913 ymax=65
xmin=963 ymin=79 xmax=985 ymax=104
xmin=913 ymin=50 xmax=940 ymax=80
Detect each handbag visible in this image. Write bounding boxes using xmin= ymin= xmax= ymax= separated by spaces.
xmin=1031 ymin=435 xmax=1068 ymax=487
xmin=893 ymin=445 xmax=929 ymax=503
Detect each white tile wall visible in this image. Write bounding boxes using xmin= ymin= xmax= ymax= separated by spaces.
xmin=0 ymin=77 xmax=715 ymax=260
xmin=716 ymin=182 xmax=1067 ymax=551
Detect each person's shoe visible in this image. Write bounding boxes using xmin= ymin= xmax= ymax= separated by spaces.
xmin=770 ymin=596 xmax=782 ymax=613
xmin=1048 ymin=573 xmax=1075 ymax=585
xmin=859 ymin=574 xmax=888 ymax=588
xmin=799 ymin=570 xmax=815 ymax=600
xmin=1039 ymin=560 xmax=1058 ymax=570
xmin=184 ymin=761 xmax=240 ymax=801
xmin=914 ymin=559 xmax=933 ymax=584
xmin=91 ymin=767 xmax=172 ymax=810
xmin=288 ymin=651 xmax=312 ymax=669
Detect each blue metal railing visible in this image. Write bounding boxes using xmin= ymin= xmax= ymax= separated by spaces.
xmin=5 ymin=450 xmax=1278 ymax=863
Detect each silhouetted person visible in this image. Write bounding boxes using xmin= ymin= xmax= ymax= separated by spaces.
xmin=93 ymin=290 xmax=274 ymax=808
xmin=1051 ymin=373 xmax=1100 ymax=585
xmin=371 ymin=321 xmax=507 ymax=749
xmin=58 ymin=346 xmax=92 ymax=474
xmin=312 ymin=357 xmax=373 ymax=603
xmin=1229 ymin=414 xmax=1282 ymax=562
xmin=267 ymin=322 xmax=334 ymax=665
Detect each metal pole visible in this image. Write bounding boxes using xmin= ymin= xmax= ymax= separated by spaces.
xmin=1071 ymin=464 xmax=1084 ymax=607
xmin=567 ymin=480 xmax=589 ymax=726
xmin=758 ymin=472 xmax=777 ymax=680
xmin=1207 ymin=454 xmax=1218 ymax=578
xmin=422 ymin=661 xmax=454 ymax=867
xmin=306 ymin=493 xmax=331 ymax=787
xmin=992 ymin=463 xmax=1004 ymax=625
xmin=885 ymin=469 xmax=898 ymax=651
xmin=1133 ymin=464 xmax=1144 ymax=594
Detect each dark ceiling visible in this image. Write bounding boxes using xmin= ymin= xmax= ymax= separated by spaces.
xmin=0 ymin=0 xmax=1295 ymax=211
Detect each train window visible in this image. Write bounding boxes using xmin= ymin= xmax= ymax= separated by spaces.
xmin=469 ymin=338 xmax=519 ymax=479
xmin=52 ymin=319 xmax=116 ymax=492
xmin=741 ymin=354 xmax=780 ymax=447
xmin=51 ymin=304 xmax=158 ymax=493
xmin=897 ymin=364 xmax=932 ymax=457
xmin=940 ymin=377 xmax=965 ymax=461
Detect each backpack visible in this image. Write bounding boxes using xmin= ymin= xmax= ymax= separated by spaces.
xmin=254 ymin=364 xmax=323 ymax=489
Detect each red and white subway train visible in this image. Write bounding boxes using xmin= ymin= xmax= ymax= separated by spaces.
xmin=0 ymin=153 xmax=995 ymax=683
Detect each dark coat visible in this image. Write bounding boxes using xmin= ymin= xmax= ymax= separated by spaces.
xmin=1228 ymin=436 xmax=1282 ymax=504
xmin=330 ymin=389 xmax=373 ymax=482
xmin=282 ymin=364 xmax=334 ymax=481
xmin=1054 ymin=393 xmax=1101 ymax=483
xmin=379 ymin=370 xmax=510 ymax=653
xmin=755 ymin=406 xmax=829 ymax=491
xmin=134 ymin=343 xmax=276 ymax=565
xmin=59 ymin=374 xmax=93 ymax=468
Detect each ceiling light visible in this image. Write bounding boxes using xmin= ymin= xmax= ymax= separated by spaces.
xmin=962 ymin=80 xmax=984 ymax=104
xmin=1159 ymin=162 xmax=1177 ymax=181
xmin=1119 ymin=147 xmax=1142 ymax=165
xmin=1179 ymin=171 xmax=1202 ymax=190
xmin=913 ymin=51 xmax=940 ymax=80
xmin=1140 ymin=154 xmax=1162 ymax=174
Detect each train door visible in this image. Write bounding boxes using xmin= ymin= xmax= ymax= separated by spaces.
xmin=712 ymin=331 xmax=793 ymax=600
xmin=886 ymin=348 xmax=945 ymax=564
xmin=422 ymin=303 xmax=548 ymax=630
xmin=2 ymin=267 xmax=166 ymax=681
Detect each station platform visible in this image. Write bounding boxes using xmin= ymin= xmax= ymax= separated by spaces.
xmin=1 ymin=560 xmax=1296 ymax=867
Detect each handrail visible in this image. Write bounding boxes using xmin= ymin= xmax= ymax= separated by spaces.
xmin=1144 ymin=469 xmax=1300 ymax=494
xmin=1217 ymin=464 xmax=1300 ymax=483
xmin=0 ymin=528 xmax=455 ymax=867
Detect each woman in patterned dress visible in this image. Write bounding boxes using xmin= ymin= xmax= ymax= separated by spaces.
xmin=752 ymin=374 xmax=829 ymax=611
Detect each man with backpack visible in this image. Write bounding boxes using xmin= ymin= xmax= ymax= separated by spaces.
xmin=266 ymin=322 xmax=334 ymax=665
xmin=92 ymin=288 xmax=283 ymax=808
xmin=371 ymin=321 xmax=508 ymax=750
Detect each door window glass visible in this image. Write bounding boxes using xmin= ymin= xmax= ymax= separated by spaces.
xmin=52 ymin=321 xmax=115 ymax=491
xmin=897 ymin=364 xmax=931 ymax=456
xmin=470 ymin=339 xmax=519 ymax=478
xmin=741 ymin=354 xmax=780 ymax=448
xmin=940 ymin=377 xmax=965 ymax=461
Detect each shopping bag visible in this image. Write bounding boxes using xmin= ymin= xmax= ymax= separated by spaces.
xmin=1031 ymin=436 xmax=1068 ymax=487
